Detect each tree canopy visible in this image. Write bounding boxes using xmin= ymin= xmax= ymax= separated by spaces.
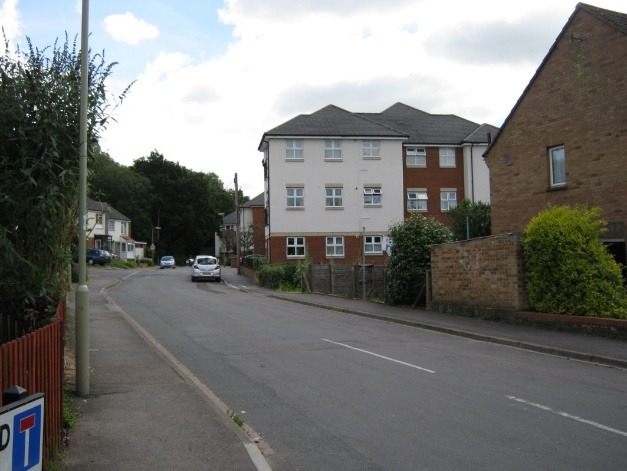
xmin=448 ymin=199 xmax=491 ymax=241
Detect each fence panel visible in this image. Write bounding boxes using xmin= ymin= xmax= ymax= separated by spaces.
xmin=0 ymin=299 xmax=66 ymax=464
xmin=307 ymin=264 xmax=386 ymax=299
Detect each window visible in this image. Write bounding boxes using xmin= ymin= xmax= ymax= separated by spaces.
xmin=439 ymin=147 xmax=456 ymax=167
xmin=287 ymin=237 xmax=305 ymax=257
xmin=326 ymin=236 xmax=344 ymax=257
xmin=549 ymin=146 xmax=566 ymax=187
xmin=108 ymin=219 xmax=115 ymax=231
xmin=121 ymin=222 xmax=128 ymax=235
xmin=364 ymin=187 xmax=382 ymax=206
xmin=286 ymin=139 xmax=303 ymax=159
xmin=286 ymin=187 xmax=304 ymax=207
xmin=441 ymin=190 xmax=457 ymax=211
xmin=363 ymin=140 xmax=380 ymax=158
xmin=406 ymin=147 xmax=426 ymax=166
xmin=324 ymin=140 xmax=342 ymax=159
xmin=325 ymin=187 xmax=343 ymax=207
xmin=364 ymin=235 xmax=382 ymax=254
xmin=95 ymin=213 xmax=103 ymax=225
xmin=407 ymin=191 xmax=428 ymax=211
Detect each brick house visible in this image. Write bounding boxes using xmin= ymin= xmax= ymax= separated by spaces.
xmin=484 ymin=3 xmax=626 ymax=267
xmin=259 ymin=103 xmax=496 ymax=264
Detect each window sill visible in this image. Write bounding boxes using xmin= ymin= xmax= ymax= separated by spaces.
xmin=548 ymin=184 xmax=568 ymax=191
xmin=362 ymin=156 xmax=381 ymax=160
xmin=365 ymin=252 xmax=383 ymax=256
xmin=286 ymin=207 xmax=305 ymax=211
xmin=285 ymin=158 xmax=304 ymax=162
xmin=325 ymin=206 xmax=344 ymax=210
xmin=406 ymin=164 xmax=427 ymax=168
xmin=364 ymin=204 xmax=382 ymax=208
xmin=324 ymin=158 xmax=343 ymax=162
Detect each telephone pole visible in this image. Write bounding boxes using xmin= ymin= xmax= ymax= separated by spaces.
xmin=234 ymin=173 xmax=241 ymax=274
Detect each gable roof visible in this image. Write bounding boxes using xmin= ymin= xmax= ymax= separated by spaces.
xmin=484 ymin=2 xmax=627 ymax=157
xmin=241 ymin=192 xmax=264 ymax=208
xmin=87 ymin=198 xmax=130 ymax=221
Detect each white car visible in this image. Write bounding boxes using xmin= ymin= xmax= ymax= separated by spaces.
xmin=160 ymin=255 xmax=176 ymax=269
xmin=191 ymin=255 xmax=221 ymax=282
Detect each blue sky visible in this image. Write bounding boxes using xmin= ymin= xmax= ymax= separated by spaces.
xmin=2 ymin=0 xmax=626 ymax=197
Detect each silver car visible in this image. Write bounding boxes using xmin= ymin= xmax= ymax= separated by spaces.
xmin=160 ymin=255 xmax=176 ymax=269
xmin=190 ymin=255 xmax=221 ymax=282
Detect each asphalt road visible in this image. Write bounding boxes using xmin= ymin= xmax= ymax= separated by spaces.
xmin=103 ymin=267 xmax=627 ymax=470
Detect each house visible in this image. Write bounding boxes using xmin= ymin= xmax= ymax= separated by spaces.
xmin=258 ymin=103 xmax=496 ymax=264
xmin=215 ymin=193 xmax=265 ymax=263
xmin=483 ymin=2 xmax=627 ymax=266
xmin=87 ymin=198 xmax=139 ymax=260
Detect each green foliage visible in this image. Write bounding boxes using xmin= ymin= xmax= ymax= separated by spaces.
xmin=521 ymin=205 xmax=626 ymax=318
xmin=259 ymin=263 xmax=301 ymax=290
xmin=0 ymin=34 xmax=126 ymax=329
xmin=448 ymin=199 xmax=491 ymax=241
xmin=385 ymin=214 xmax=452 ymax=305
xmin=110 ymin=259 xmax=136 ymax=269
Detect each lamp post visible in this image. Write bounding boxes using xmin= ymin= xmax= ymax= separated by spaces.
xmin=151 ymin=226 xmax=161 ymax=265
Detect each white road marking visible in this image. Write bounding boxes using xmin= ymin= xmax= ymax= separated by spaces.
xmin=322 ymin=339 xmax=435 ymax=374
xmin=507 ymin=396 xmax=627 ymax=438
xmin=245 ymin=444 xmax=273 ymax=471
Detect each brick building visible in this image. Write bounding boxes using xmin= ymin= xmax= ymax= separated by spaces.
xmin=259 ymin=103 xmax=497 ymax=264
xmin=484 ymin=3 xmax=626 ymax=265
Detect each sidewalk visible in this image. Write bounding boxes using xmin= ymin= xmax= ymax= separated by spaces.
xmin=62 ymin=268 xmax=627 ymax=470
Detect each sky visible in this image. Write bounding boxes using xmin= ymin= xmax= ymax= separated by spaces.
xmin=2 ymin=0 xmax=626 ymax=198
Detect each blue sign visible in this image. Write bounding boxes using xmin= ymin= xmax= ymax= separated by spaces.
xmin=0 ymin=394 xmax=44 ymax=471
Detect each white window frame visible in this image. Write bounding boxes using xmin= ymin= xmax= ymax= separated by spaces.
xmin=121 ymin=221 xmax=128 ymax=235
xmin=95 ymin=213 xmax=103 ymax=226
xmin=362 ymin=140 xmax=380 ymax=158
xmin=364 ymin=187 xmax=382 ymax=206
xmin=364 ymin=235 xmax=382 ymax=254
xmin=287 ymin=236 xmax=305 ymax=258
xmin=286 ymin=187 xmax=304 ymax=208
xmin=406 ymin=147 xmax=427 ymax=167
xmin=439 ymin=147 xmax=456 ymax=167
xmin=326 ymin=236 xmax=344 ymax=258
xmin=440 ymin=190 xmax=457 ymax=211
xmin=108 ymin=219 xmax=115 ymax=232
xmin=286 ymin=139 xmax=303 ymax=159
xmin=324 ymin=140 xmax=342 ymax=160
xmin=407 ymin=191 xmax=428 ymax=211
xmin=549 ymin=145 xmax=566 ymax=187
xmin=325 ymin=187 xmax=343 ymax=208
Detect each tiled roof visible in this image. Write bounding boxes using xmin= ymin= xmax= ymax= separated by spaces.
xmin=241 ymin=192 xmax=264 ymax=208
xmin=580 ymin=2 xmax=627 ymax=34
xmin=87 ymin=198 xmax=130 ymax=221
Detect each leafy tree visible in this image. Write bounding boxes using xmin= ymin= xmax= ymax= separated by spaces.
xmin=385 ymin=214 xmax=452 ymax=306
xmin=521 ymin=205 xmax=626 ymax=318
xmin=0 ymin=35 xmax=126 ymax=329
xmin=448 ymin=199 xmax=491 ymax=241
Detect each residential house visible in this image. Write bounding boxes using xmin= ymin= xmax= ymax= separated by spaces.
xmin=483 ymin=2 xmax=626 ymax=266
xmin=258 ymin=103 xmax=496 ymax=264
xmin=87 ymin=198 xmax=139 ymax=260
xmin=216 ymin=193 xmax=265 ymax=263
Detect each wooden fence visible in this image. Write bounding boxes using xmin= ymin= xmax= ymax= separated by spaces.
xmin=0 ymin=299 xmax=66 ymax=464
xmin=303 ymin=264 xmax=386 ymax=299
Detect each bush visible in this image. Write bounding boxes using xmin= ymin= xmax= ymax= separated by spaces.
xmin=385 ymin=214 xmax=452 ymax=305
xmin=521 ymin=205 xmax=626 ymax=318
xmin=258 ymin=263 xmax=300 ymax=290
xmin=448 ymin=199 xmax=491 ymax=241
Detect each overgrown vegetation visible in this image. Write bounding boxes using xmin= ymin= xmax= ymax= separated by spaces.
xmin=258 ymin=263 xmax=301 ymax=290
xmin=448 ymin=199 xmax=491 ymax=241
xmin=0 ymin=34 xmax=126 ymax=329
xmin=521 ymin=205 xmax=626 ymax=318
xmin=385 ymin=214 xmax=452 ymax=306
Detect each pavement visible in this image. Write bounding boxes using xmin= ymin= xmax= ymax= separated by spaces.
xmin=62 ymin=266 xmax=627 ymax=470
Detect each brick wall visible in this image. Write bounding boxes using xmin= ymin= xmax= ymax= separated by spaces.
xmin=430 ymin=234 xmax=527 ymax=315
xmin=485 ymin=9 xmax=626 ymax=241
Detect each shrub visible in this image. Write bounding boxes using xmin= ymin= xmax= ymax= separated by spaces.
xmin=258 ymin=263 xmax=300 ymax=290
xmin=521 ymin=205 xmax=626 ymax=318
xmin=448 ymin=199 xmax=491 ymax=241
xmin=385 ymin=214 xmax=452 ymax=305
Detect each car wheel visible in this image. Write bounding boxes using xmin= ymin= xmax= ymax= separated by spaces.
xmin=191 ymin=276 xmax=196 ymax=282
xmin=87 ymin=259 xmax=94 ymax=265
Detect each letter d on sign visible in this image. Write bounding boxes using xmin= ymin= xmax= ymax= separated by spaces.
xmin=0 ymin=423 xmax=10 ymax=452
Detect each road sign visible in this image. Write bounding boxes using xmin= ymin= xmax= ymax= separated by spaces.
xmin=0 ymin=393 xmax=44 ymax=471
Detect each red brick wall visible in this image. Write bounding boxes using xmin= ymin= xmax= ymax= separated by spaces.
xmin=251 ymin=206 xmax=266 ymax=255
xmin=430 ymin=234 xmax=528 ymax=312
xmin=485 ymin=10 xmax=626 ymax=238
xmin=269 ymin=235 xmax=389 ymax=265
xmin=403 ymin=146 xmax=465 ymax=225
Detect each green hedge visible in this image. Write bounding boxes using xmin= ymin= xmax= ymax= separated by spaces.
xmin=258 ymin=263 xmax=300 ymax=290
xmin=521 ymin=205 xmax=626 ymax=318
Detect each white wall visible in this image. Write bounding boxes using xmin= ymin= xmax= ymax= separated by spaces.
xmin=463 ymin=143 xmax=491 ymax=203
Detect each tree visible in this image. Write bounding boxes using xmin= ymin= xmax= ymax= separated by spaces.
xmin=448 ymin=199 xmax=491 ymax=241
xmin=521 ymin=205 xmax=626 ymax=318
xmin=385 ymin=214 xmax=452 ymax=306
xmin=0 ymin=35 xmax=127 ymax=329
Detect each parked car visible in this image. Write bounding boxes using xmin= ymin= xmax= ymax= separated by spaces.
xmin=160 ymin=255 xmax=176 ymax=269
xmin=191 ymin=255 xmax=221 ymax=282
xmin=86 ymin=249 xmax=112 ymax=266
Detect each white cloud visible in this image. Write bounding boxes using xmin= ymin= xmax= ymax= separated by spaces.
xmin=103 ymin=11 xmax=159 ymax=45
xmin=0 ymin=0 xmax=21 ymax=42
